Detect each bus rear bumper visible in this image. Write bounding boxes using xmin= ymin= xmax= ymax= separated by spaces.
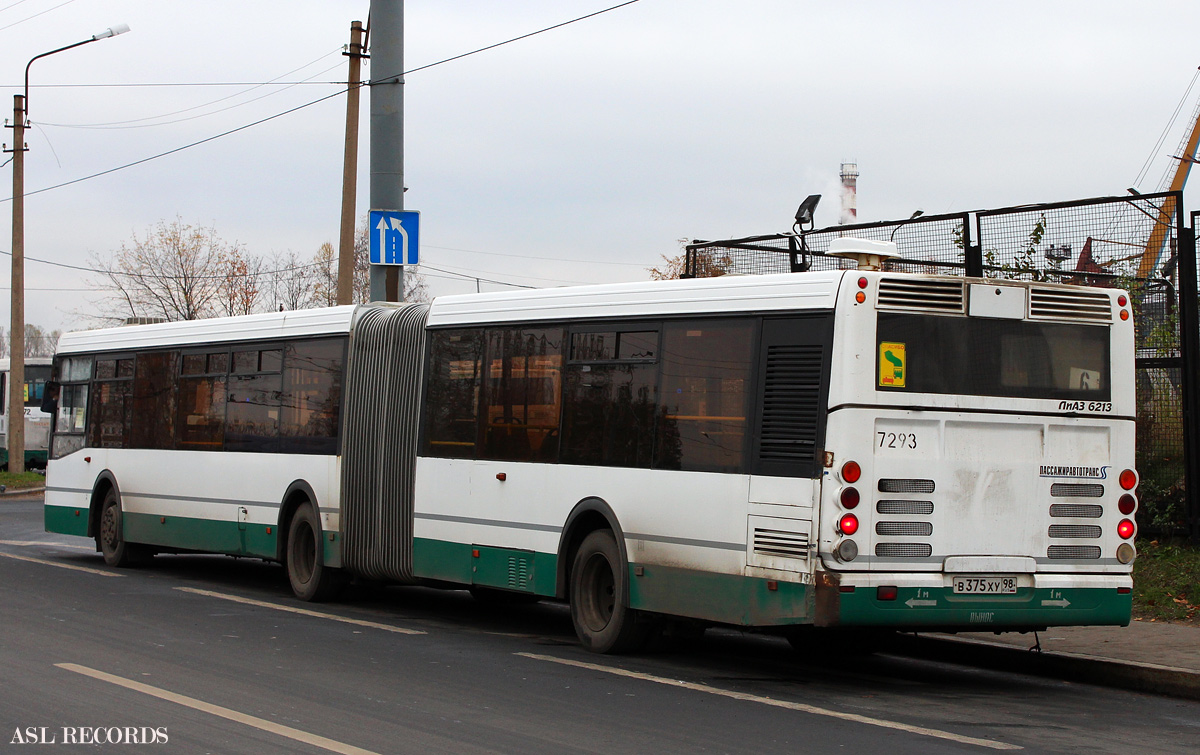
xmin=816 ymin=571 xmax=1133 ymax=630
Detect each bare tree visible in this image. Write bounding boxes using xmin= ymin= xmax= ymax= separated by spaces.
xmin=24 ymin=324 xmax=60 ymax=357
xmin=266 ymin=249 xmax=317 ymax=312
xmin=90 ymin=218 xmax=238 ymax=322
xmin=215 ymin=247 xmax=264 ymax=316
xmin=311 ymin=242 xmax=338 ymax=307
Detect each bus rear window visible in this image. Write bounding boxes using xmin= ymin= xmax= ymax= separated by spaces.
xmin=876 ymin=313 xmax=1110 ymax=401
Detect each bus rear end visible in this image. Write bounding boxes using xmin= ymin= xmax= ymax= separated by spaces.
xmin=817 ymin=274 xmax=1136 ymax=631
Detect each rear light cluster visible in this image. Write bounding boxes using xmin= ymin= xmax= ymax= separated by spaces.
xmin=1117 ymin=468 xmax=1138 ymax=563
xmin=855 ymin=276 xmax=868 ymax=304
xmin=835 ymin=460 xmax=861 ymax=561
xmin=1117 ymin=294 xmax=1130 ymax=321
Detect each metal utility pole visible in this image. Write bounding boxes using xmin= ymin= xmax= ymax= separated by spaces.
xmin=337 ymin=20 xmax=366 ymax=305
xmin=7 ymin=94 xmax=25 ymax=472
xmin=370 ymin=0 xmax=404 ymax=302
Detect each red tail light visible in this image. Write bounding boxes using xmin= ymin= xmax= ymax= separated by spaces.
xmin=1119 ymin=469 xmax=1138 ymax=490
xmin=858 ymin=277 xmax=868 ymax=289
xmin=1118 ymin=494 xmax=1137 ymax=515
xmin=841 ymin=460 xmax=861 ymax=483
xmin=1117 ymin=294 xmax=1128 ymax=307
xmin=1117 ymin=519 xmax=1136 ymax=539
xmin=838 ymin=513 xmax=859 ymax=536
xmin=840 ymin=487 xmax=860 ymax=509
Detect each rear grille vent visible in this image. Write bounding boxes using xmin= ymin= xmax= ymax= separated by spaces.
xmin=877 ymin=500 xmax=934 ymax=515
xmin=752 ymin=528 xmax=810 ymax=560
xmin=876 ymin=521 xmax=933 ymax=537
xmin=1050 ymin=504 xmax=1103 ymax=518
xmin=878 ymin=478 xmax=935 ymax=494
xmin=877 ymin=278 xmax=965 ymax=313
xmin=875 ymin=543 xmax=933 ymax=558
xmin=1047 ymin=545 xmax=1102 ymax=559
xmin=1029 ymin=287 xmax=1111 ymax=322
xmin=1048 ymin=524 xmax=1102 ymax=539
xmin=757 ymin=345 xmax=823 ymax=464
xmin=1050 ymin=483 xmax=1104 ymax=498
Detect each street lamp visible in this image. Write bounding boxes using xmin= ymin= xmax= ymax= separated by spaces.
xmin=5 ymin=24 xmax=129 ymax=473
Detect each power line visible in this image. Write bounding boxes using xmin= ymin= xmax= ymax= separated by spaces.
xmin=424 ymin=243 xmax=650 ymax=268
xmin=0 ymin=0 xmax=644 ymax=203
xmin=42 ymin=49 xmax=345 ymax=129
xmin=0 ymin=0 xmax=75 ymax=34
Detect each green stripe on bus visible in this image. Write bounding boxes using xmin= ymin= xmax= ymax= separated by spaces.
xmin=123 ymin=512 xmax=277 ymax=561
xmin=628 ymin=564 xmax=813 ymax=626
xmin=45 ymin=504 xmax=90 ymax=537
xmin=834 ymin=585 xmax=1132 ymax=628
xmin=412 ymin=538 xmax=557 ymax=596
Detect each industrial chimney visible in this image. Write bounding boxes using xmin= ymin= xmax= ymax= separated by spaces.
xmin=839 ymin=161 xmax=859 ymax=224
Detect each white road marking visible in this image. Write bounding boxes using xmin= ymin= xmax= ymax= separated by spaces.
xmin=0 ymin=551 xmax=122 ymax=577
xmin=0 ymin=539 xmax=94 ymax=550
xmin=57 ymin=663 xmax=382 ymax=755
xmin=175 ymin=587 xmax=426 ymax=635
xmin=517 ymin=652 xmax=1022 ymax=751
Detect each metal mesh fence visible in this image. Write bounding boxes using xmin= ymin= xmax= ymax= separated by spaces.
xmin=686 ymin=192 xmax=1189 ymax=535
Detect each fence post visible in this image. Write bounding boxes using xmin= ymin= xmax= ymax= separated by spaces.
xmin=1178 ymin=216 xmax=1200 ymax=544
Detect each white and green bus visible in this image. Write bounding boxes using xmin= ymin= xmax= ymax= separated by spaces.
xmin=44 ymin=260 xmax=1138 ymax=652
xmin=1 ymin=356 xmax=53 ymax=469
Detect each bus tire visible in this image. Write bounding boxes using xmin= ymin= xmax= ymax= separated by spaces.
xmin=570 ymin=529 xmax=649 ymax=654
xmin=97 ymin=488 xmax=145 ymax=567
xmin=286 ymin=503 xmax=343 ymax=602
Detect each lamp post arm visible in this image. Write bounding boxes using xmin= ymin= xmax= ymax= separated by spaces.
xmin=23 ymin=37 xmax=96 ymax=117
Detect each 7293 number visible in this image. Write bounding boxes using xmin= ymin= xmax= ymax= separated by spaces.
xmin=877 ymin=432 xmax=917 ymax=450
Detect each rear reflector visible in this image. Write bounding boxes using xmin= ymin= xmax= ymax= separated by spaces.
xmin=877 ymin=586 xmax=898 ymax=601
xmin=1117 ymin=586 xmax=1132 ymax=594
xmin=839 ymin=585 xmax=856 ymax=593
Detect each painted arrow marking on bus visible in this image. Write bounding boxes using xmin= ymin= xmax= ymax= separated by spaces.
xmin=1040 ymin=598 xmax=1072 ymax=608
xmin=905 ymin=598 xmax=938 ymax=607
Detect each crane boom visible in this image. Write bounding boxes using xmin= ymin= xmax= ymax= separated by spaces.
xmin=1138 ymin=101 xmax=1200 ymax=280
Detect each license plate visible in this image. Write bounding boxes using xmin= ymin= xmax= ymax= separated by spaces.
xmin=951 ymin=576 xmax=1018 ymax=594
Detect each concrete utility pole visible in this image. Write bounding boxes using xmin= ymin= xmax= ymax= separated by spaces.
xmin=337 ymin=20 xmax=366 ymax=306
xmin=370 ymin=0 xmax=404 ymax=302
xmin=7 ymin=94 xmax=26 ymax=472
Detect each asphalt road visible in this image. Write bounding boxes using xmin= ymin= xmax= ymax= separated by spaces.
xmin=2 ymin=493 xmax=1197 ymax=755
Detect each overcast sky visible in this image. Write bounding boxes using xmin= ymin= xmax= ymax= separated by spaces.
xmin=3 ymin=0 xmax=1200 ymax=332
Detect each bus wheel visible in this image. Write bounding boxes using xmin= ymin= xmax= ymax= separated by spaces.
xmin=570 ymin=530 xmax=649 ymax=654
xmin=97 ymin=489 xmax=140 ymax=567
xmin=286 ymin=503 xmax=343 ymax=602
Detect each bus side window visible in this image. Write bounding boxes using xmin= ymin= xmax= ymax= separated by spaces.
xmin=656 ymin=319 xmax=755 ymax=474
xmin=90 ymin=359 xmax=134 ymax=449
xmin=424 ymin=330 xmax=484 ymax=459
xmin=279 ymin=338 xmax=345 ymax=454
xmin=482 ymin=328 xmax=564 ymax=462
xmin=130 ymin=351 xmax=179 ymax=450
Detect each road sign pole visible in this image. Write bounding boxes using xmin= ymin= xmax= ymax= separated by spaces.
xmin=370 ymin=0 xmax=404 ymax=302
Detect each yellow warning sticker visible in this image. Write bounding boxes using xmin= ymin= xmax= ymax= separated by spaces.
xmin=879 ymin=342 xmax=906 ymax=388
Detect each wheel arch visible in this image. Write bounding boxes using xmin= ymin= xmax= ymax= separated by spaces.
xmin=556 ymin=496 xmax=629 ymax=601
xmin=87 ymin=471 xmax=120 ymax=539
xmin=276 ymin=480 xmax=320 ymax=563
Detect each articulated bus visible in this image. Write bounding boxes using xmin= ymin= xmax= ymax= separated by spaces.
xmin=44 ymin=262 xmax=1137 ymax=652
xmin=1 ymin=356 xmax=53 ymax=469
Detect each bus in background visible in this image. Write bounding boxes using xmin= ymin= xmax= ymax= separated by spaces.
xmin=42 ymin=246 xmax=1138 ymax=653
xmin=0 ymin=356 xmax=53 ymax=470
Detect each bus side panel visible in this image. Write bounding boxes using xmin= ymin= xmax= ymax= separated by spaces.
xmin=414 ymin=457 xmax=812 ymax=626
xmin=46 ymin=448 xmax=339 ymax=560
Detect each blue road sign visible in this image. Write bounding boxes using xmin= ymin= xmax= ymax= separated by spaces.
xmin=368 ymin=209 xmax=420 ymax=265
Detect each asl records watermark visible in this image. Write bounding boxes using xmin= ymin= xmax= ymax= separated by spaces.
xmin=11 ymin=727 xmax=168 ymax=745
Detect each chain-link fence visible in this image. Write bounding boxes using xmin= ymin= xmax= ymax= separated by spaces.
xmin=686 ymin=191 xmax=1194 ymax=538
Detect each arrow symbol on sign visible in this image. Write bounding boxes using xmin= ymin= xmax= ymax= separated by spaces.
xmin=389 ymin=216 xmax=410 ymax=263
xmin=376 ymin=216 xmax=390 ymax=262
xmin=905 ymin=598 xmax=937 ymax=608
xmin=1040 ymin=598 xmax=1071 ymax=608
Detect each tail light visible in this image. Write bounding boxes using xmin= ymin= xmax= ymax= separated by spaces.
xmin=841 ymin=460 xmax=861 ymax=483
xmin=1117 ymin=519 xmax=1136 ymax=539
xmin=1118 ymin=494 xmax=1137 ymax=515
xmin=835 ymin=539 xmax=858 ymax=562
xmin=1119 ymin=469 xmax=1138 ymax=491
xmin=838 ymin=513 xmax=859 ymax=536
xmin=840 ymin=487 xmax=860 ymax=509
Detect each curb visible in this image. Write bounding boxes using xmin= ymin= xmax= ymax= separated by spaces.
xmin=0 ymin=486 xmax=44 ymax=497
xmin=887 ymin=633 xmax=1200 ymax=701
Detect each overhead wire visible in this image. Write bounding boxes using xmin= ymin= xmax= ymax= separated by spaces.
xmin=0 ymin=0 xmax=643 ymax=205
xmin=0 ymin=0 xmax=75 ymax=33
